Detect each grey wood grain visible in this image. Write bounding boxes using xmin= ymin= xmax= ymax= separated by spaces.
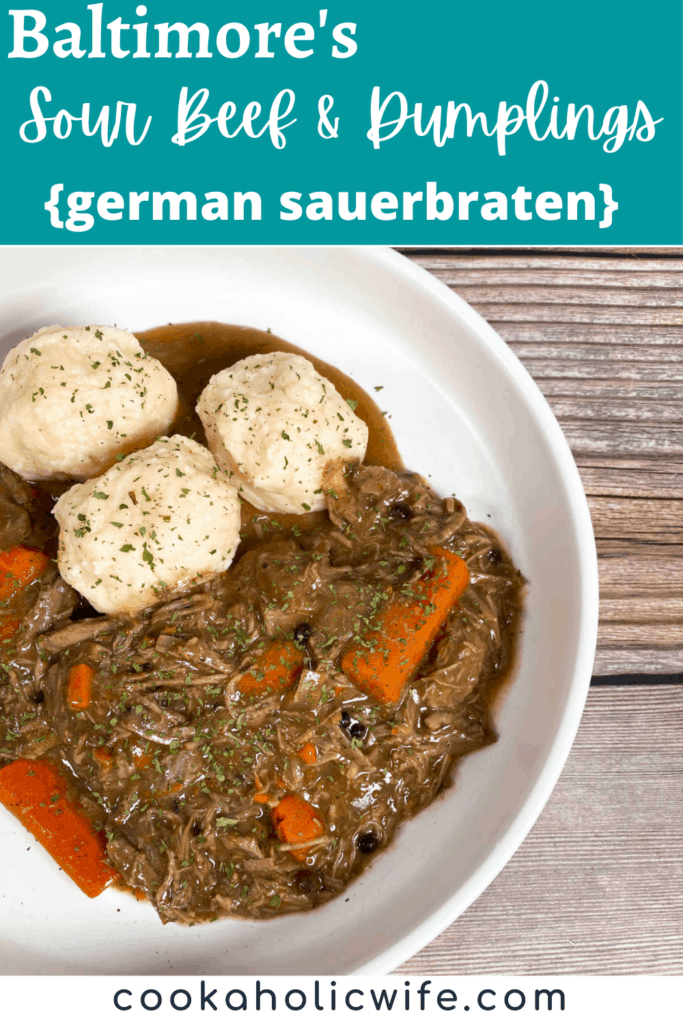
xmin=456 ymin=285 xmax=683 ymax=308
xmin=477 ymin=304 xmax=683 ymax=327
xmin=426 ymin=269 xmax=683 ymax=288
xmin=397 ymin=684 xmax=683 ymax=975
xmin=406 ymin=251 xmax=683 ymax=675
xmin=578 ymin=458 xmax=683 ymax=498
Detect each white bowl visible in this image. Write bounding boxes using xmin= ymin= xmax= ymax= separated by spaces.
xmin=0 ymin=246 xmax=598 ymax=975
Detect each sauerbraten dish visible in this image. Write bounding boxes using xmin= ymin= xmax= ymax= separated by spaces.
xmin=0 ymin=322 xmax=523 ymax=924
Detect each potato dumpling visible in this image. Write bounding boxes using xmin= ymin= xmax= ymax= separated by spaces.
xmin=0 ymin=324 xmax=179 ymax=481
xmin=196 ymin=352 xmax=369 ymax=514
xmin=54 ymin=436 xmax=241 ymax=616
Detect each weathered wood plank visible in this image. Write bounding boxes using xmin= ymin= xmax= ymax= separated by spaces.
xmin=550 ymin=398 xmax=683 ymax=425
xmin=596 ymin=548 xmax=683 ymax=590
xmin=493 ymin=323 xmax=683 ymax=345
xmin=421 ymin=268 xmax=683 ymax=288
xmin=398 ymin=685 xmax=683 ymax=974
xmin=541 ymin=379 xmax=683 ymax=403
xmin=518 ymin=359 xmax=683 ymax=382
xmin=577 ymin=459 xmax=683 ymax=499
xmin=407 ymin=253 xmax=683 ymax=272
xmin=456 ymin=285 xmax=683 ymax=308
xmin=478 ymin=303 xmax=683 ymax=326
xmin=510 ymin=342 xmax=683 ymax=365
xmin=555 ymin=423 xmax=683 ymax=456
xmin=599 ymin=595 xmax=683 ymax=621
xmin=597 ymin=622 xmax=683 ymax=644
xmin=592 ymin=647 xmax=682 ymax=674
xmin=588 ymin=497 xmax=683 ymax=543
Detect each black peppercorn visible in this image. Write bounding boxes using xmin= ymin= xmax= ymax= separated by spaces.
xmin=340 ymin=710 xmax=351 ymax=728
xmin=293 ymin=622 xmax=313 ymax=646
xmin=357 ymin=831 xmax=379 ymax=854
xmin=294 ymin=869 xmax=322 ymax=894
xmin=389 ymin=502 xmax=413 ymax=521
xmin=488 ymin=547 xmax=502 ymax=564
xmin=349 ymin=721 xmax=366 ymax=739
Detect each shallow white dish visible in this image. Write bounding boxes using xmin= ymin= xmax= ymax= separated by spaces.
xmin=0 ymin=246 xmax=598 ymax=975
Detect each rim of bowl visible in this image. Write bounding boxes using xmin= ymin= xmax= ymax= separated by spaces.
xmin=348 ymin=246 xmax=599 ymax=974
xmin=0 ymin=245 xmax=599 ymax=975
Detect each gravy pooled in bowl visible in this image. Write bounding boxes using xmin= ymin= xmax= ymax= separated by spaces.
xmin=0 ymin=323 xmax=523 ymax=923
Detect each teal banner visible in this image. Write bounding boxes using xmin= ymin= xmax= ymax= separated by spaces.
xmin=1 ymin=0 xmax=680 ymax=243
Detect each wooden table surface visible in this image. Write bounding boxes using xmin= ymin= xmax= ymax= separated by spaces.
xmin=396 ymin=249 xmax=683 ymax=975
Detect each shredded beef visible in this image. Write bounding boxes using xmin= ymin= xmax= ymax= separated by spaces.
xmin=0 ymin=463 xmax=522 ymax=923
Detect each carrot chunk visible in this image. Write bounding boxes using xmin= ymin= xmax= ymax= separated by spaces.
xmin=67 ymin=663 xmax=95 ymax=710
xmin=0 ymin=546 xmax=50 ymax=603
xmin=93 ymin=747 xmax=114 ymax=770
xmin=298 ymin=742 xmax=317 ymax=765
xmin=341 ymin=546 xmax=470 ymax=705
xmin=0 ymin=759 xmax=118 ymax=898
xmin=132 ymin=746 xmax=152 ymax=770
xmin=0 ymin=547 xmax=50 ymax=643
xmin=238 ymin=639 xmax=304 ymax=698
xmin=271 ymin=794 xmax=324 ymax=862
xmin=0 ymin=616 xmax=21 ymax=642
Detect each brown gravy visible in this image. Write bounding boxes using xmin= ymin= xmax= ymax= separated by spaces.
xmin=137 ymin=320 xmax=521 ymax=702
xmin=0 ymin=320 xmax=524 ymax=922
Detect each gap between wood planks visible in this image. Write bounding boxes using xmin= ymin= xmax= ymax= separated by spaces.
xmin=398 ymin=246 xmax=683 ymax=259
xmin=404 ymin=248 xmax=683 ymax=676
xmin=593 ymin=673 xmax=683 ymax=685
